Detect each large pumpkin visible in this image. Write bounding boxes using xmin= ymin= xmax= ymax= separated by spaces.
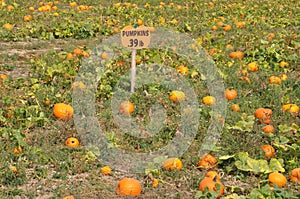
xmin=198 ymin=154 xmax=218 ymax=169
xmin=53 ymin=103 xmax=74 ymax=121
xmin=268 ymin=172 xmax=287 ymax=187
xmin=225 ymin=89 xmax=238 ymax=100
xmin=199 ymin=177 xmax=224 ymax=198
xmin=290 ymin=168 xmax=300 ymax=183
xmin=254 ymin=107 xmax=272 ymax=124
xmin=261 ymin=144 xmax=275 ymax=158
xmin=116 ymin=178 xmax=142 ymax=196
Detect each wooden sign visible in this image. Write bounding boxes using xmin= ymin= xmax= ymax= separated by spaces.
xmin=121 ymin=25 xmax=151 ymax=49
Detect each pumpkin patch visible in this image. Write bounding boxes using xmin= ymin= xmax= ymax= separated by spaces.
xmin=0 ymin=0 xmax=299 ymax=198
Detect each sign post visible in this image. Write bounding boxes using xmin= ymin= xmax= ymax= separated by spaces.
xmin=121 ymin=24 xmax=151 ymax=93
xmin=131 ymin=49 xmax=136 ymax=93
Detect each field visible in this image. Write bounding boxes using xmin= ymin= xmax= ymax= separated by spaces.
xmin=0 ymin=0 xmax=299 ymax=198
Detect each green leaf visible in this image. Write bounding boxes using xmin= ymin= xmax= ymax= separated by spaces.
xmin=260 ymin=39 xmax=269 ymax=44
xmin=224 ymin=194 xmax=246 ymax=199
xmin=219 ymin=154 xmax=235 ymax=160
xmin=273 ymin=136 xmax=290 ymax=151
xmin=291 ymin=40 xmax=300 ymax=48
xmin=235 ymin=160 xmax=252 ymax=172
xmin=278 ymin=125 xmax=293 ymax=133
xmin=13 ymin=131 xmax=27 ymax=146
xmin=269 ymin=158 xmax=285 ymax=173
xmin=184 ymin=23 xmax=192 ymax=31
xmin=236 ymin=152 xmax=249 ymax=161
xmin=246 ymin=158 xmax=269 ymax=174
xmin=227 ymin=114 xmax=254 ymax=132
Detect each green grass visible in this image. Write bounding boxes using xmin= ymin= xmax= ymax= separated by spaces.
xmin=1 ymin=0 xmax=300 ymax=198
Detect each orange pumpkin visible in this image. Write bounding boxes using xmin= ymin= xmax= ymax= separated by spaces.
xmin=241 ymin=69 xmax=248 ymax=77
xmin=225 ymin=89 xmax=237 ymax=100
xmin=225 ymin=44 xmax=233 ymax=49
xmin=248 ymin=62 xmax=258 ymax=72
xmin=119 ymin=101 xmax=134 ymax=114
xmin=7 ymin=5 xmax=14 ymax=11
xmin=269 ymin=76 xmax=282 ymax=84
xmin=73 ymin=48 xmax=83 ymax=56
xmin=268 ymin=172 xmax=287 ymax=187
xmin=289 ymin=104 xmax=300 ymax=116
xmin=198 ymin=154 xmax=218 ymax=169
xmin=82 ymin=51 xmax=89 ymax=57
xmin=231 ymin=104 xmax=240 ymax=112
xmin=116 ymin=178 xmax=142 ymax=196
xmin=162 ymin=158 xmax=183 ymax=171
xmin=282 ymin=104 xmax=299 ymax=116
xmin=177 ymin=65 xmax=189 ymax=76
xmin=267 ymin=33 xmax=275 ymax=40
xmin=254 ymin=108 xmax=272 ymax=124
xmin=2 ymin=23 xmax=14 ymax=31
xmin=223 ymin=24 xmax=231 ymax=32
xmin=66 ymin=52 xmax=74 ymax=60
xmin=202 ymin=96 xmax=216 ymax=106
xmin=279 ymin=61 xmax=288 ymax=67
xmin=199 ymin=177 xmax=224 ymax=198
xmin=13 ymin=146 xmax=22 ymax=155
xmin=212 ymin=25 xmax=218 ymax=31
xmin=170 ymin=90 xmax=185 ymax=102
xmin=0 ymin=74 xmax=8 ymax=85
xmin=63 ymin=196 xmax=75 ymax=199
xmin=262 ymin=108 xmax=273 ymax=117
xmin=219 ymin=22 xmax=226 ymax=27
xmin=45 ymin=100 xmax=51 ymax=106
xmin=235 ymin=51 xmax=244 ymax=60
xmin=230 ymin=51 xmax=243 ymax=60
xmin=254 ymin=108 xmax=266 ymax=119
xmin=229 ymin=51 xmax=237 ymax=59
xmin=241 ymin=76 xmax=251 ymax=84
xmin=101 ymin=166 xmax=112 ymax=175
xmin=101 ymin=52 xmax=109 ymax=60
xmin=3 ymin=106 xmax=15 ymax=118
xmin=65 ymin=137 xmax=80 ymax=147
xmin=262 ymin=125 xmax=275 ymax=134
xmin=279 ymin=74 xmax=288 ymax=81
xmin=236 ymin=21 xmax=246 ymax=28
xmin=205 ymin=171 xmax=221 ymax=181
xmin=69 ymin=2 xmax=77 ymax=7
xmin=137 ymin=19 xmax=143 ymax=26
xmin=152 ymin=178 xmax=159 ymax=188
xmin=261 ymin=144 xmax=275 ymax=158
xmin=23 ymin=15 xmax=33 ymax=22
xmin=9 ymin=165 xmax=18 ymax=173
xmin=53 ymin=103 xmax=74 ymax=121
xmin=289 ymin=168 xmax=300 ymax=183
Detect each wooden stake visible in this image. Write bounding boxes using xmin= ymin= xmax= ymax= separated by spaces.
xmin=131 ymin=49 xmax=136 ymax=93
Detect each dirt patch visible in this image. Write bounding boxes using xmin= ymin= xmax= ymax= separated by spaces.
xmin=0 ymin=38 xmax=98 ymax=78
